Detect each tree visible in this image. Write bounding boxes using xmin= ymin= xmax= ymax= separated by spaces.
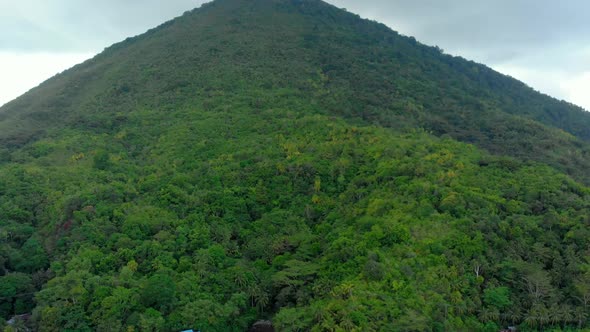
xmin=141 ymin=273 xmax=176 ymax=312
xmin=93 ymin=150 xmax=111 ymax=170
xmin=139 ymin=308 xmax=165 ymax=332
xmin=574 ymin=275 xmax=590 ymax=309
xmin=483 ymin=286 xmax=512 ymax=310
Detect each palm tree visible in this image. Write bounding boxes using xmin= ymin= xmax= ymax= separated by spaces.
xmin=559 ymin=305 xmax=574 ymax=329
xmin=548 ymin=304 xmax=562 ymax=326
xmin=524 ymin=309 xmax=538 ymax=329
xmin=507 ymin=309 xmax=522 ymax=326
xmin=479 ymin=307 xmax=499 ymax=322
xmin=574 ymin=307 xmax=588 ymax=329
xmin=256 ymin=291 xmax=270 ymax=313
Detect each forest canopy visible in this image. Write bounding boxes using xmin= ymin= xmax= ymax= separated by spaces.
xmin=1 ymin=0 xmax=590 ymax=331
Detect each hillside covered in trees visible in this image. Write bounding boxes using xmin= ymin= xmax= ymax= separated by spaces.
xmin=1 ymin=0 xmax=590 ymax=331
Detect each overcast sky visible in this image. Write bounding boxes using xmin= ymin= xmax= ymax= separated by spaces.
xmin=1 ymin=0 xmax=589 ymax=110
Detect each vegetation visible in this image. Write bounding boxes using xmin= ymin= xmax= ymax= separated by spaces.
xmin=1 ymin=0 xmax=590 ymax=331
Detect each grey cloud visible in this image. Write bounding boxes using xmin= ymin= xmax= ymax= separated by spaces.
xmin=0 ymin=0 xmax=207 ymax=52
xmin=0 ymin=17 xmax=56 ymax=50
xmin=324 ymin=0 xmax=590 ymax=108
xmin=4 ymin=0 xmax=589 ymax=64
xmin=327 ymin=0 xmax=590 ymax=70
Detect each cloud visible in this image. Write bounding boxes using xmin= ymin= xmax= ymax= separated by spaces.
xmin=0 ymin=0 xmax=210 ymax=105
xmin=561 ymin=71 xmax=590 ymax=111
xmin=329 ymin=0 xmax=590 ymax=61
xmin=0 ymin=0 xmax=206 ymax=52
xmin=0 ymin=1 xmax=211 ymax=105
xmin=327 ymin=0 xmax=590 ymax=110
xmin=0 ymin=52 xmax=93 ymax=107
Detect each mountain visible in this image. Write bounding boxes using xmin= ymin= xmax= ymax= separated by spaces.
xmin=1 ymin=0 xmax=589 ymax=331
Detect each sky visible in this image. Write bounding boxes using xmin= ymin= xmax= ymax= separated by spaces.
xmin=1 ymin=0 xmax=589 ymax=110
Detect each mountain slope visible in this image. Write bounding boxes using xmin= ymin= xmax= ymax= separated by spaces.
xmin=1 ymin=0 xmax=590 ymax=331
xmin=4 ymin=106 xmax=590 ymax=331
xmin=1 ymin=0 xmax=589 ymax=183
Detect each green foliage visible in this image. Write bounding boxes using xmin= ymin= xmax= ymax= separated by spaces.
xmin=92 ymin=150 xmax=111 ymax=170
xmin=141 ymin=273 xmax=176 ymax=311
xmin=1 ymin=109 xmax=588 ymax=330
xmin=483 ymin=286 xmax=512 ymax=310
xmin=0 ymin=273 xmax=34 ymax=318
xmin=0 ymin=0 xmax=589 ymax=331
xmin=139 ymin=308 xmax=165 ymax=331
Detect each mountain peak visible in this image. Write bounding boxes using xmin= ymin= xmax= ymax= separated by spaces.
xmin=5 ymin=0 xmax=589 ymax=177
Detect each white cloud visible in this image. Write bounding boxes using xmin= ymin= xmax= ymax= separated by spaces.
xmin=0 ymin=52 xmax=93 ymax=107
xmin=492 ymin=49 xmax=590 ymax=111
xmin=493 ymin=64 xmax=590 ymax=112
xmin=561 ymin=71 xmax=590 ymax=111
xmin=491 ymin=64 xmax=566 ymax=98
